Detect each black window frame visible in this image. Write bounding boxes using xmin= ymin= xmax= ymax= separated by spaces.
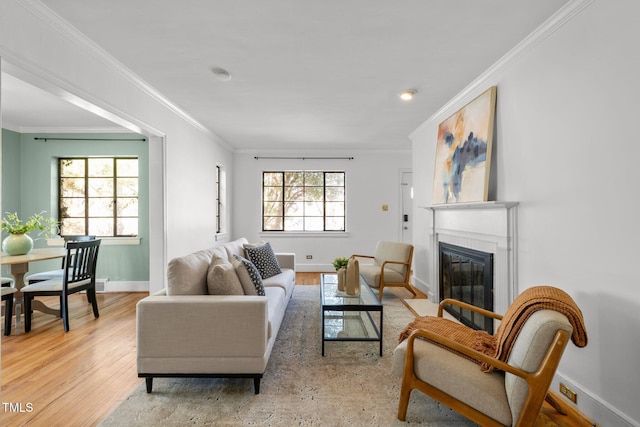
xmin=215 ymin=165 xmax=221 ymax=234
xmin=58 ymin=157 xmax=139 ymax=237
xmin=262 ymin=170 xmax=346 ymax=232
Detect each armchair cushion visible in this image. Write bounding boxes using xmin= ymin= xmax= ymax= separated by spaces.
xmin=373 ymin=241 xmax=413 ymax=275
xmin=359 ymin=265 xmax=407 ymax=288
xmin=505 ymin=310 xmax=572 ymax=422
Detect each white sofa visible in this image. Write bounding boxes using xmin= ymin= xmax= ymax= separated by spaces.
xmin=136 ymin=238 xmax=295 ymax=394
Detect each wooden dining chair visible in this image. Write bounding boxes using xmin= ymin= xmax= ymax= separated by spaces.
xmin=25 ymin=235 xmax=96 ymax=284
xmin=1 ymin=286 xmax=18 ymax=336
xmin=22 ymin=239 xmax=101 ymax=332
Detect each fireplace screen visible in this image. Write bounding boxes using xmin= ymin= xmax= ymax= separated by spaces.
xmin=439 ymin=242 xmax=494 ymax=333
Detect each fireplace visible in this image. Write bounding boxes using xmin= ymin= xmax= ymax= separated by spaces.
xmin=439 ymin=242 xmax=494 ymax=333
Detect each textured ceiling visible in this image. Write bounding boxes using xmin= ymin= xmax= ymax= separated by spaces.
xmin=3 ymin=1 xmax=568 ymax=149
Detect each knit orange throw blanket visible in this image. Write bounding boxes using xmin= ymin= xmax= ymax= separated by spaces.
xmin=398 ymin=286 xmax=588 ymax=372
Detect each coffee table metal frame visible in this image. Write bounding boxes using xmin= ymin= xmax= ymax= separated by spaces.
xmin=320 ymin=273 xmax=383 ymax=356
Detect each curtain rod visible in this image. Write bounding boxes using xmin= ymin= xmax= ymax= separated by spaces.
xmin=254 ymin=156 xmax=354 ymax=160
xmin=34 ymin=137 xmax=147 ymax=142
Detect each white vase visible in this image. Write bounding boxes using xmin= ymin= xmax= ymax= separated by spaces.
xmin=2 ymin=233 xmax=34 ymax=255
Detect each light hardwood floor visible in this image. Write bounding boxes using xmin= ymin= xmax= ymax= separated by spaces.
xmin=1 ymin=274 xmax=594 ymax=426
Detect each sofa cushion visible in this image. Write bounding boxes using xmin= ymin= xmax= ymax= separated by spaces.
xmin=224 ymin=237 xmax=249 ymax=260
xmin=244 ymin=241 xmax=282 ymax=279
xmin=264 ymin=286 xmax=287 ymax=340
xmin=167 ymin=246 xmax=227 ymax=295
xmin=232 ymin=255 xmax=265 ymax=296
xmin=207 ymin=255 xmax=244 ymax=295
xmin=262 ymin=268 xmax=295 ymax=295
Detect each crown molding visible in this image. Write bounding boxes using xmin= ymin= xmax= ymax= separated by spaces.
xmin=9 ymin=0 xmax=231 ymax=150
xmin=7 ymin=125 xmax=134 ymax=134
xmin=410 ymin=0 xmax=596 ymax=139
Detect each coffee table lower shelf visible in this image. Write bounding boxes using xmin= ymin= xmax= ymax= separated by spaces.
xmin=320 ymin=273 xmax=383 ymax=356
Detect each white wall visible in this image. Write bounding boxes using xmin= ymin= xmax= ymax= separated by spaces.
xmin=232 ymin=150 xmax=411 ymax=271
xmin=0 ymin=1 xmax=234 ymax=293
xmin=411 ymin=1 xmax=640 ymax=425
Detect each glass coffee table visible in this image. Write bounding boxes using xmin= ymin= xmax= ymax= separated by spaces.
xmin=320 ymin=273 xmax=383 ymax=356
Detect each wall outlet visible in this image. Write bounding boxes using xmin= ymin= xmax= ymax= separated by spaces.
xmin=306 ymin=255 xmax=313 ymax=259
xmin=559 ymin=382 xmax=577 ymax=404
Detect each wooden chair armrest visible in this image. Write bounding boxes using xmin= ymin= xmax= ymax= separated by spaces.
xmin=380 ymin=259 xmax=410 ymax=268
xmin=351 ymin=254 xmax=374 ymax=260
xmin=438 ymin=298 xmax=503 ymax=320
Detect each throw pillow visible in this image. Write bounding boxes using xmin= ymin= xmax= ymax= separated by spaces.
xmin=244 ymin=241 xmax=282 ymax=279
xmin=243 ymin=240 xmax=266 ymax=250
xmin=207 ymin=255 xmax=244 ymax=295
xmin=232 ymin=255 xmax=265 ymax=296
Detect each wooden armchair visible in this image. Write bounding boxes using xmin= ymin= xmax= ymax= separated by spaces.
xmin=392 ymin=292 xmax=585 ymax=426
xmin=352 ymin=241 xmax=415 ymax=300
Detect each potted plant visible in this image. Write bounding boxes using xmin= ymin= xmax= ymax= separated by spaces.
xmin=333 ymin=257 xmax=350 ymax=292
xmin=332 ymin=257 xmax=349 ymax=271
xmin=1 ymin=211 xmax=59 ymax=255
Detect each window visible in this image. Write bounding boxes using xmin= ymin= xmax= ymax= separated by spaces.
xmin=215 ymin=165 xmax=221 ymax=233
xmin=262 ymin=171 xmax=345 ymax=231
xmin=59 ymin=157 xmax=139 ymax=237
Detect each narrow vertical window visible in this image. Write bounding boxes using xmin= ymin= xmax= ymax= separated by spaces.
xmin=215 ymin=165 xmax=221 ymax=234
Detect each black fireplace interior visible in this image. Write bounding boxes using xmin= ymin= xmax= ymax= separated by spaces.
xmin=439 ymin=242 xmax=494 ymax=334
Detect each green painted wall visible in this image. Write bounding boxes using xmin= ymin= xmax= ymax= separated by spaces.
xmin=1 ymin=129 xmax=21 ymax=215
xmin=1 ymin=129 xmax=150 ymax=282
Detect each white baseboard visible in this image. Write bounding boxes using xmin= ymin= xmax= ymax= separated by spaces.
xmin=411 ymin=276 xmax=434 ymax=300
xmin=296 ymin=264 xmax=334 ymax=272
xmin=100 ymin=280 xmax=149 ymax=293
xmin=551 ymin=376 xmax=636 ymax=427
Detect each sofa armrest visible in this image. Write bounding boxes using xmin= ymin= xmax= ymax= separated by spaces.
xmin=275 ymin=252 xmax=296 ymax=271
xmin=137 ymin=295 xmax=269 ymax=359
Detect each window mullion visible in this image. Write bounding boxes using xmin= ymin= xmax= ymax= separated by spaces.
xmin=280 ymin=172 xmax=285 ymax=231
xmin=323 ymin=172 xmax=327 ymax=231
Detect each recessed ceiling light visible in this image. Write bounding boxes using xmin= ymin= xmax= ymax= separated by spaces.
xmin=399 ymin=89 xmax=417 ymax=101
xmin=211 ymin=67 xmax=232 ymax=81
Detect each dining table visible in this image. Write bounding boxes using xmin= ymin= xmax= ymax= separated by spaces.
xmin=1 ymin=247 xmax=67 ymax=334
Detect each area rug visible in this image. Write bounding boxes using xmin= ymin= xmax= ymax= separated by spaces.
xmin=100 ymin=286 xmax=476 ymax=426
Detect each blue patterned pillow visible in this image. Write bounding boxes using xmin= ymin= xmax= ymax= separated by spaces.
xmin=244 ymin=241 xmax=282 ymax=279
xmin=232 ymin=255 xmax=265 ymax=296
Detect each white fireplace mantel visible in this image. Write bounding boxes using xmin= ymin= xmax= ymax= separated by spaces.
xmin=423 ymin=201 xmax=519 ymax=210
xmin=420 ymin=201 xmax=519 ymax=314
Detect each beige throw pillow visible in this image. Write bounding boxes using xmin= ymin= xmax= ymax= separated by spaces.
xmin=207 ymin=255 xmax=244 ymax=295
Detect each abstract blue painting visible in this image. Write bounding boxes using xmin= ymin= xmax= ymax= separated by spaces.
xmin=432 ymin=86 xmax=497 ymax=204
